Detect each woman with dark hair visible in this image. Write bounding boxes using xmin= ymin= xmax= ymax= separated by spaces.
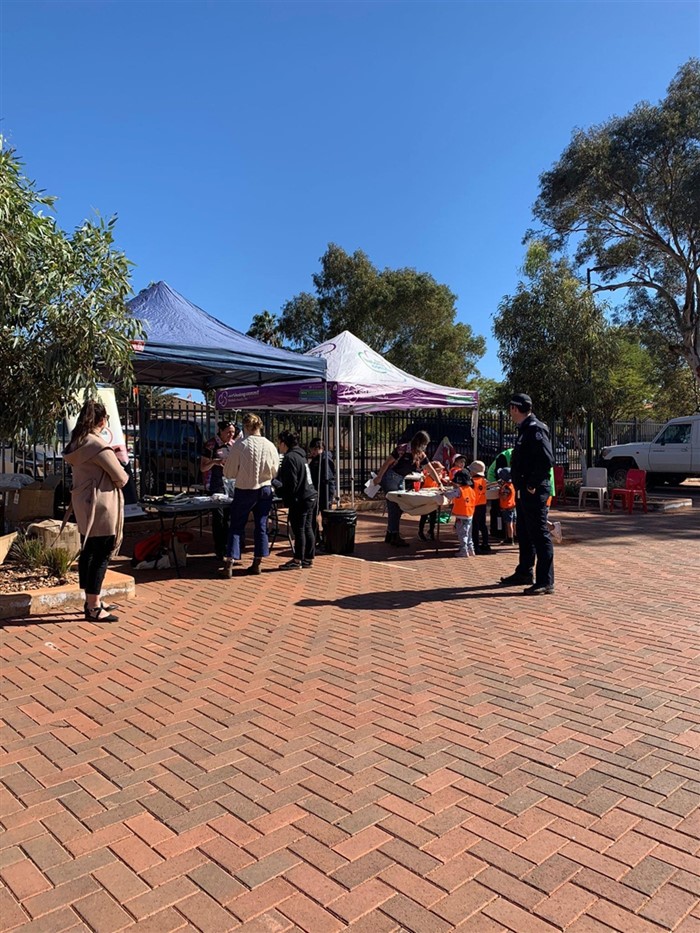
xmin=200 ymin=420 xmax=239 ymax=560
xmin=276 ymin=431 xmax=317 ymax=570
xmin=374 ymin=430 xmax=444 ymax=547
xmin=64 ymin=399 xmax=128 ymax=622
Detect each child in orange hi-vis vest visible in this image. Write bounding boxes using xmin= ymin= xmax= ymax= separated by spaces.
xmin=444 ymin=469 xmax=476 ymax=556
xmin=497 ymin=467 xmax=516 ymax=546
xmin=449 ymin=453 xmax=467 ymax=481
xmin=468 ymin=460 xmax=493 ymax=554
xmin=419 ymin=461 xmax=447 ymax=540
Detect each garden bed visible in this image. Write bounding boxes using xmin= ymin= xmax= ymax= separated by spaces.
xmin=0 ymin=563 xmax=79 ymax=594
xmin=0 ymin=569 xmax=136 ymax=621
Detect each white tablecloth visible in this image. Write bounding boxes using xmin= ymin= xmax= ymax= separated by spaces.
xmin=386 ymin=489 xmax=448 ymax=516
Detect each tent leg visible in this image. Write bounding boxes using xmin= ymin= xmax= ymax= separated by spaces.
xmin=335 ymin=404 xmax=341 ymax=502
xmin=322 ymin=382 xmax=331 ymax=510
xmin=472 ymin=406 xmax=479 ymax=460
xmin=349 ymin=414 xmax=355 ymax=507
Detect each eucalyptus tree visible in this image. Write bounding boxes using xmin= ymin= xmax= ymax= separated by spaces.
xmin=278 ymin=243 xmax=485 ymax=386
xmin=533 ymin=59 xmax=700 ymax=387
xmin=0 ymin=143 xmax=141 ymax=441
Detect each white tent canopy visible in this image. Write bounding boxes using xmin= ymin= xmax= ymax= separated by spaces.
xmin=216 ymin=330 xmax=478 ymax=413
xmin=216 ymin=331 xmax=480 ymax=501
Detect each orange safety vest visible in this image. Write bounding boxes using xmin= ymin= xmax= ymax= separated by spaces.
xmin=449 ymin=465 xmax=466 ymax=480
xmin=472 ymin=475 xmax=487 ymax=507
xmin=499 ymin=482 xmax=516 ymax=510
xmin=422 ymin=468 xmax=440 ymax=489
xmin=451 ymin=486 xmax=476 ymax=517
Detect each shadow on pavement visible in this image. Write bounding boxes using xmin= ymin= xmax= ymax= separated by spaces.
xmin=297 ymin=583 xmax=532 ymax=611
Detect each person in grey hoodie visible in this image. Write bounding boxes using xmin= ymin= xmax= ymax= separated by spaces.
xmin=276 ymin=431 xmax=317 ymax=570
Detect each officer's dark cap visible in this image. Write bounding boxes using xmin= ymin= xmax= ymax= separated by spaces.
xmin=509 ymin=393 xmax=532 ymax=412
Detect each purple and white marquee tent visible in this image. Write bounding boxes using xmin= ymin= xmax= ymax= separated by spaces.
xmin=216 ymin=331 xmax=479 ymax=500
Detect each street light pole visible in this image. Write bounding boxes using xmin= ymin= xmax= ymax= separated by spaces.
xmin=584 ymin=267 xmax=606 ymax=469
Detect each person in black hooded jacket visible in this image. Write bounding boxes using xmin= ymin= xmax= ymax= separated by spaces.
xmin=277 ymin=431 xmax=317 ymax=570
xmin=308 ymin=437 xmax=336 ymax=547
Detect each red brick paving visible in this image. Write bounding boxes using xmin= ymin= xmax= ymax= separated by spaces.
xmin=1 ymin=505 xmax=699 ymax=931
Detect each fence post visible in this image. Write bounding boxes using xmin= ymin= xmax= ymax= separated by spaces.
xmin=138 ymin=393 xmax=148 ymax=499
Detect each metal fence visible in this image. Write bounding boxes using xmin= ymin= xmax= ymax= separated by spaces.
xmin=1 ymin=408 xmax=671 ymax=506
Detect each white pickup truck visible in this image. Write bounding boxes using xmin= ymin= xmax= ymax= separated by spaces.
xmin=600 ymin=414 xmax=700 ymax=486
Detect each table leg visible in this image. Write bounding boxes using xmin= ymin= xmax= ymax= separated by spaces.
xmin=170 ymin=515 xmax=182 ymax=577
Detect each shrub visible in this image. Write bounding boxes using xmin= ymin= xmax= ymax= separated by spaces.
xmin=8 ymin=534 xmax=77 ymax=579
xmin=9 ymin=535 xmax=48 ymax=569
xmin=44 ymin=546 xmax=75 ymax=580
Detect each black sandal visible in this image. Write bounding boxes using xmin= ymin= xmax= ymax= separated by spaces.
xmin=84 ymin=605 xmax=118 ymax=622
xmin=84 ymin=600 xmax=117 ymax=613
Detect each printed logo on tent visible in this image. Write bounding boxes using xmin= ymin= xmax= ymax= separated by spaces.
xmin=217 ymin=388 xmax=261 ymax=408
xmin=358 ymin=350 xmax=404 ymax=378
xmin=308 ymin=341 xmax=336 ymax=359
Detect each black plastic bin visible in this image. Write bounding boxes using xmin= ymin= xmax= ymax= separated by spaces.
xmin=322 ymin=509 xmax=357 ymax=555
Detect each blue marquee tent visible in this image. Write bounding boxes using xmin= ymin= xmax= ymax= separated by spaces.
xmin=127 ymin=281 xmax=326 ymax=389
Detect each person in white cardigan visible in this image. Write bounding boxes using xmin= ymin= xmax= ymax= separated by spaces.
xmin=222 ymin=413 xmax=279 ymax=576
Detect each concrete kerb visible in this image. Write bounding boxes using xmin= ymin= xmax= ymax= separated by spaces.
xmin=0 ymin=568 xmax=136 ymax=621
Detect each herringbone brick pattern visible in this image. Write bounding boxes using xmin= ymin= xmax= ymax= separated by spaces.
xmin=1 ymin=508 xmax=699 ymax=931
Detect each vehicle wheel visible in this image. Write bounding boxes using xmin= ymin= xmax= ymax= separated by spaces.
xmin=609 ymin=466 xmax=629 ymax=487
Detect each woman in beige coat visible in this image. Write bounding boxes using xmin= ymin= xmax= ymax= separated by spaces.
xmin=64 ymin=400 xmax=128 ymax=622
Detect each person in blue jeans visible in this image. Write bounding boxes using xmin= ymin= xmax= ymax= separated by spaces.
xmin=374 ymin=431 xmax=444 ymax=547
xmin=222 ymin=413 xmax=279 ymax=576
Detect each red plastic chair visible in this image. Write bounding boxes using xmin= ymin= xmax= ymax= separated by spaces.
xmin=551 ymin=466 xmax=566 ymax=507
xmin=609 ymin=469 xmax=648 ymax=513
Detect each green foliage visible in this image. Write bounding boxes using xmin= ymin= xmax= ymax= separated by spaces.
xmin=9 ymin=535 xmax=48 ymax=569
xmin=247 ymin=310 xmax=283 ymax=347
xmin=494 ymin=243 xmax=695 ymax=425
xmin=8 ymin=534 xmax=76 ymax=578
xmin=494 ymin=243 xmax=608 ymax=424
xmin=0 ymin=143 xmax=142 ymax=442
xmin=43 ymin=546 xmax=76 ymax=580
xmin=642 ymin=331 xmax=700 ymax=418
xmin=594 ymin=328 xmax=656 ymax=423
xmin=474 ymin=377 xmax=510 ymax=412
xmin=278 ymin=243 xmax=486 ymax=386
xmin=533 ymin=59 xmax=700 ymax=387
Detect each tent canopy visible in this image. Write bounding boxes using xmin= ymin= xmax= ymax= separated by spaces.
xmin=127 ymin=281 xmax=327 ymax=389
xmin=216 ymin=330 xmax=478 ymax=412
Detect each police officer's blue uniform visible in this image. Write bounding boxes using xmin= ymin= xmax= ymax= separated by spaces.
xmin=510 ymin=413 xmax=555 ymax=589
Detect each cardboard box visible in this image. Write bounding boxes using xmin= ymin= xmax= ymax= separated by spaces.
xmin=4 ymin=482 xmax=56 ymax=523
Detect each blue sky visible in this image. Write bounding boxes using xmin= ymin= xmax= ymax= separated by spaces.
xmin=1 ymin=0 xmax=698 ymax=384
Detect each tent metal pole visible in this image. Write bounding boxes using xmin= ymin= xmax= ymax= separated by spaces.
xmin=349 ymin=413 xmax=355 ymax=507
xmin=321 ymin=381 xmax=331 ymax=509
xmin=472 ymin=404 xmax=479 ymax=460
xmin=335 ymin=404 xmax=341 ymax=499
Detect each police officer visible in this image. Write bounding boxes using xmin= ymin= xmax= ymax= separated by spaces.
xmin=499 ymin=393 xmax=555 ymax=595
